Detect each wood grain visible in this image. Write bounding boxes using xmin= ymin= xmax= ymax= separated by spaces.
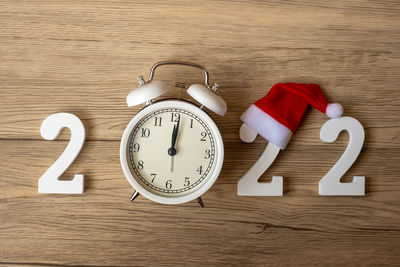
xmin=1 ymin=0 xmax=399 ymax=266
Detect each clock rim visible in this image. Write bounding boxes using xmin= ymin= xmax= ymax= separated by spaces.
xmin=120 ymin=99 xmax=224 ymax=205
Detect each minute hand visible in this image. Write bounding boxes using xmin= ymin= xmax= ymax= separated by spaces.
xmin=168 ymin=117 xmax=180 ymax=156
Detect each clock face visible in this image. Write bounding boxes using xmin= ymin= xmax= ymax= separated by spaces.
xmin=120 ymin=100 xmax=224 ymax=204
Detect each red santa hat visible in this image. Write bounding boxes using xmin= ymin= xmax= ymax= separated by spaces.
xmin=240 ymin=83 xmax=343 ymax=150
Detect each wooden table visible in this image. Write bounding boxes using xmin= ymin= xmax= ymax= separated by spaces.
xmin=1 ymin=1 xmax=399 ymax=266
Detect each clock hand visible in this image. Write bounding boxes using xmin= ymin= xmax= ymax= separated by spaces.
xmin=168 ymin=125 xmax=176 ymax=172
xmin=168 ymin=116 xmax=180 ymax=172
xmin=168 ymin=116 xmax=180 ymax=156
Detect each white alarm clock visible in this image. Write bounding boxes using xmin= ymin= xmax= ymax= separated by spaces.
xmin=120 ymin=61 xmax=227 ymax=206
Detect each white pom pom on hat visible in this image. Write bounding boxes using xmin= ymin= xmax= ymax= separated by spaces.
xmin=326 ymin=103 xmax=343 ymax=118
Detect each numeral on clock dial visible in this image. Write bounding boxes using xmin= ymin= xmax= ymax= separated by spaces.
xmin=166 ymin=180 xmax=172 ymax=189
xmin=200 ymin=132 xmax=207 ymax=141
xmin=133 ymin=143 xmax=140 ymax=152
xmin=150 ymin=173 xmax=156 ymax=183
xmin=184 ymin=177 xmax=190 ymax=186
xmin=154 ymin=117 xmax=162 ymax=126
xmin=171 ymin=112 xmax=180 ymax=122
xmin=137 ymin=160 xmax=144 ymax=170
xmin=141 ymin=128 xmax=150 ymax=138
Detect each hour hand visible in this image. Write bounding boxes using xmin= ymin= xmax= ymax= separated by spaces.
xmin=168 ymin=125 xmax=177 ymax=156
xmin=168 ymin=117 xmax=180 ymax=156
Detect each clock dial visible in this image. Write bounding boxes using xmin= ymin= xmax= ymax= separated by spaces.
xmin=127 ymin=107 xmax=216 ymax=197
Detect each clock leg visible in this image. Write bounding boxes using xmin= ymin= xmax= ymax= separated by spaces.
xmin=197 ymin=197 xmax=205 ymax=208
xmin=130 ymin=190 xmax=140 ymax=201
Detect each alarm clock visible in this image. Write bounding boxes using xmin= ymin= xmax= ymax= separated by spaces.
xmin=120 ymin=61 xmax=227 ymax=206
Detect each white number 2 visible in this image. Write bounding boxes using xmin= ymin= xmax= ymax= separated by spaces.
xmin=38 ymin=113 xmax=85 ymax=194
xmin=238 ymin=116 xmax=365 ymax=197
xmin=319 ymin=116 xmax=365 ymax=196
xmin=237 ymin=124 xmax=283 ymax=196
